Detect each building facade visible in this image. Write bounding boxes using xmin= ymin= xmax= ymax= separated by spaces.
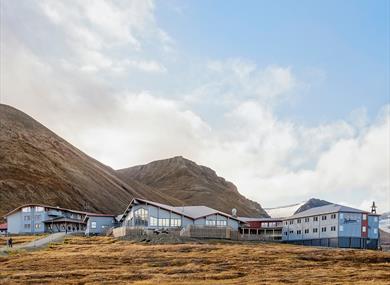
xmin=4 ymin=204 xmax=115 ymax=235
xmin=84 ymin=214 xmax=117 ymax=236
xmin=239 ymin=217 xmax=283 ymax=241
xmin=118 ymin=198 xmax=242 ymax=231
xmin=282 ymin=204 xmax=380 ymax=249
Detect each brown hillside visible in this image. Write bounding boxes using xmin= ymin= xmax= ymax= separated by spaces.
xmin=117 ymin=156 xmax=268 ymax=217
xmin=0 ymin=104 xmax=179 ymax=217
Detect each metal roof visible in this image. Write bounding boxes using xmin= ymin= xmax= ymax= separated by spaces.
xmin=238 ymin=217 xmax=282 ymax=222
xmin=3 ymin=203 xmax=115 ymax=218
xmin=286 ymin=204 xmax=372 ymax=220
xmin=120 ymin=198 xmax=244 ymax=223
xmin=43 ymin=217 xmax=86 ymax=224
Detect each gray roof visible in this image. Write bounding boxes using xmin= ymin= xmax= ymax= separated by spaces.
xmin=121 ymin=198 xmax=243 ymax=222
xmin=286 ymin=204 xmax=368 ymax=220
xmin=238 ymin=217 xmax=282 ymax=222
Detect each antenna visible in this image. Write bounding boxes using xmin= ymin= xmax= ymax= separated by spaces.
xmin=371 ymin=201 xmax=377 ymax=214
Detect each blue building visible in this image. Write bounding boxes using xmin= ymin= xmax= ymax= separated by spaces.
xmin=4 ymin=204 xmax=115 ymax=235
xmin=85 ymin=213 xmax=117 ymax=236
xmin=282 ymin=204 xmax=380 ymax=249
xmin=118 ymin=198 xmax=242 ymax=231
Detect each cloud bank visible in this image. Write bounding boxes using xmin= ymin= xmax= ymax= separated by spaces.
xmin=1 ymin=0 xmax=389 ymax=212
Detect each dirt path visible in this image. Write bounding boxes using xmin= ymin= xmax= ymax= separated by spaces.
xmin=0 ymin=232 xmax=66 ymax=254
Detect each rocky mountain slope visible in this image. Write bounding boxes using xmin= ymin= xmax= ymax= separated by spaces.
xmin=116 ymin=156 xmax=269 ymax=217
xmin=0 ymin=104 xmax=179 ymax=217
xmin=294 ymin=198 xmax=332 ymax=214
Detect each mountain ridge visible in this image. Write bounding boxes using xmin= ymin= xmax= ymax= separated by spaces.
xmin=116 ymin=156 xmax=269 ymax=217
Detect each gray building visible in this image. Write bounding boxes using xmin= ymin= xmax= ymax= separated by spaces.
xmin=4 ymin=204 xmax=115 ymax=235
xmin=118 ymin=198 xmax=242 ymax=231
xmin=85 ymin=214 xmax=117 ymax=236
xmin=282 ymin=204 xmax=380 ymax=249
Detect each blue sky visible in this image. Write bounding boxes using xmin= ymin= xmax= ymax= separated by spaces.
xmin=1 ymin=0 xmax=389 ymax=211
xmin=155 ymin=0 xmax=389 ymax=123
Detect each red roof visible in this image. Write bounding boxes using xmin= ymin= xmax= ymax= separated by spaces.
xmin=0 ymin=223 xmax=7 ymax=230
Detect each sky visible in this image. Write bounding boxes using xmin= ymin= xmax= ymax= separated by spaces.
xmin=1 ymin=0 xmax=389 ymax=212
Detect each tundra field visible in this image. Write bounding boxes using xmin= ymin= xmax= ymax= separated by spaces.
xmin=0 ymin=236 xmax=390 ymax=285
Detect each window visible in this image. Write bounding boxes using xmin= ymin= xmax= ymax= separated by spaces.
xmin=362 ymin=214 xmax=367 ymax=221
xmin=91 ymin=222 xmax=97 ymax=229
xmin=134 ymin=208 xmax=148 ymax=226
xmin=374 ymin=228 xmax=378 ymax=234
xmin=321 ymin=227 xmax=327 ymax=232
xmin=35 ymin=224 xmax=41 ymax=229
xmin=206 ymin=220 xmax=216 ymax=226
xmin=289 ymin=230 xmax=294 ymax=234
xmin=171 ymin=218 xmax=182 ymax=227
xmin=331 ymin=214 xmax=336 ymax=219
xmin=22 ymin=207 xmax=31 ymax=213
xmin=331 ymin=226 xmax=336 ymax=231
xmin=24 ymin=216 xmax=30 ymax=221
xmin=304 ymin=218 xmax=309 ymax=223
xmin=297 ymin=230 xmax=302 ymax=234
xmin=313 ymin=216 xmax=318 ymax=222
xmin=158 ymin=218 xmax=170 ymax=227
xmin=289 ymin=220 xmax=293 ymax=225
xmin=35 ymin=206 xmax=44 ymax=212
xmin=35 ymin=215 xmax=41 ymax=220
xmin=322 ymin=215 xmax=327 ymax=221
xmin=24 ymin=224 xmax=31 ymax=229
xmin=284 ymin=232 xmax=288 ymax=236
xmin=297 ymin=219 xmax=302 ymax=224
xmin=339 ymin=225 xmax=344 ymax=232
xmin=150 ymin=216 xmax=158 ymax=227
xmin=339 ymin=213 xmax=344 ymax=219
xmin=262 ymin=222 xmax=269 ymax=227
xmin=313 ymin=228 xmax=318 ymax=233
xmin=362 ymin=226 xmax=366 ymax=233
xmin=374 ymin=217 xmax=378 ymax=222
xmin=304 ymin=229 xmax=309 ymax=234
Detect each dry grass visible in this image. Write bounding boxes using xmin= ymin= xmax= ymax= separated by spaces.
xmin=0 ymin=235 xmax=47 ymax=246
xmin=0 ymin=236 xmax=389 ymax=284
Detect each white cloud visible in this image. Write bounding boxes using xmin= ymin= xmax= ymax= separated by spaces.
xmin=1 ymin=1 xmax=389 ymax=213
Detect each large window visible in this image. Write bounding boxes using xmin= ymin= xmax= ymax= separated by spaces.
xmin=171 ymin=218 xmax=181 ymax=227
xmin=158 ymin=218 xmax=170 ymax=227
xmin=331 ymin=226 xmax=336 ymax=231
xmin=321 ymin=227 xmax=327 ymax=232
xmin=22 ymin=207 xmax=31 ymax=213
xmin=313 ymin=228 xmax=318 ymax=233
xmin=313 ymin=217 xmax=319 ymax=222
xmin=150 ymin=216 xmax=158 ymax=227
xmin=134 ymin=208 xmax=148 ymax=226
xmin=216 ymin=220 xmax=227 ymax=227
xmin=304 ymin=218 xmax=309 ymax=223
xmin=322 ymin=215 xmax=327 ymax=221
xmin=206 ymin=220 xmax=216 ymax=226
xmin=331 ymin=214 xmax=336 ymax=219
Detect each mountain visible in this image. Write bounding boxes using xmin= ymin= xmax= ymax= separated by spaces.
xmin=380 ymin=212 xmax=390 ymax=234
xmin=0 ymin=104 xmax=180 ymax=218
xmin=294 ymin=198 xmax=332 ymax=214
xmin=116 ymin=156 xmax=269 ymax=217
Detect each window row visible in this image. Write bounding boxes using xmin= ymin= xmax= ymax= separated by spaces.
xmin=206 ymin=220 xmax=227 ymax=227
xmin=287 ymin=226 xmax=337 ymax=235
xmin=22 ymin=206 xmax=45 ymax=213
xmin=149 ymin=217 xmax=182 ymax=227
xmin=286 ymin=214 xmax=338 ymax=225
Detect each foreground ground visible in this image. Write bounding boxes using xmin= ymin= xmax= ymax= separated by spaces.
xmin=0 ymin=236 xmax=389 ymax=284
